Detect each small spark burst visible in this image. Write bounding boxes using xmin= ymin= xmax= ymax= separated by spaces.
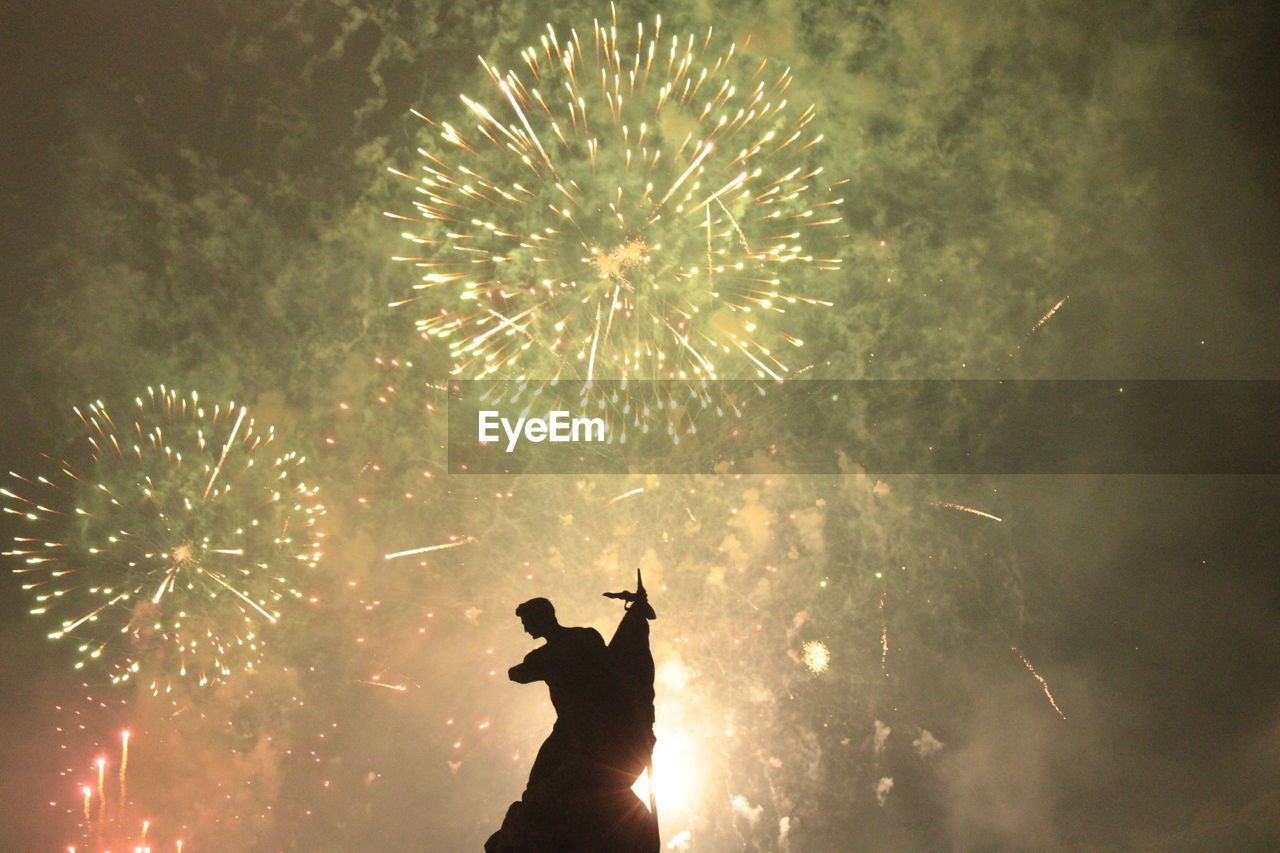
xmin=387 ymin=10 xmax=846 ymax=385
xmin=2 ymin=386 xmax=326 ymax=693
xmin=1013 ymin=646 xmax=1067 ymax=720
xmin=802 ymin=640 xmax=830 ymax=673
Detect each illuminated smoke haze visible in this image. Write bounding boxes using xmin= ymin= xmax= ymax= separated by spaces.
xmin=1 ymin=1 xmax=1278 ymax=850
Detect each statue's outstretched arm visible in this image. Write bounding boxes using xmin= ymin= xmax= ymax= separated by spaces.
xmin=508 ymin=647 xmax=549 ymax=683
xmin=508 ymin=662 xmax=538 ymax=683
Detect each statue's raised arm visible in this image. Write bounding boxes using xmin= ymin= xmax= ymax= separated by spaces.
xmin=603 ymin=568 xmax=657 ymax=620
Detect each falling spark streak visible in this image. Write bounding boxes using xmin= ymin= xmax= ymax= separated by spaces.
xmin=361 ymin=679 xmax=411 ymax=692
xmin=650 ymin=141 xmax=713 ymax=218
xmin=384 ymin=539 xmax=475 ymax=560
xmin=201 ymin=568 xmax=279 ymax=623
xmin=1013 ymin=647 xmax=1067 ymax=720
xmin=607 ymin=487 xmax=645 ymax=504
xmin=1031 ymin=296 xmax=1069 ymax=332
xmin=202 ymin=405 xmax=246 ymax=500
xmin=119 ymin=730 xmax=129 ymax=807
xmin=95 ymin=757 xmax=105 ymax=826
xmin=934 ymin=502 xmax=1004 ymax=522
xmin=879 ymin=595 xmax=890 ymax=673
xmin=1008 ymin=296 xmax=1070 ymax=358
xmin=586 ymin=301 xmax=604 ymax=382
xmin=492 ymin=73 xmax=555 ymax=172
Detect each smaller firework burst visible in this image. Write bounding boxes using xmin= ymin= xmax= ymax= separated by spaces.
xmin=802 ymin=640 xmax=830 ymax=673
xmin=3 ymin=386 xmax=325 ymax=693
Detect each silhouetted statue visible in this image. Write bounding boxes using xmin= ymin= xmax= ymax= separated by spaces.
xmin=485 ymin=572 xmax=659 ymax=852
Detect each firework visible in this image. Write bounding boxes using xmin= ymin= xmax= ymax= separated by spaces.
xmin=65 ymin=728 xmax=188 ymax=852
xmin=509 ymin=472 xmax=1033 ymax=843
xmin=3 ymin=386 xmax=325 ymax=693
xmin=801 ymin=640 xmax=830 ymax=673
xmin=383 ymin=539 xmax=475 ymax=560
xmin=387 ymin=10 xmax=845 ymax=384
xmin=1006 ymin=295 xmax=1070 ymax=360
xmin=1012 ymin=646 xmax=1067 ymax=720
xmin=320 ymin=354 xmax=504 ymax=702
xmin=933 ymin=501 xmax=1004 ymax=522
xmin=120 ymin=729 xmax=130 ymax=803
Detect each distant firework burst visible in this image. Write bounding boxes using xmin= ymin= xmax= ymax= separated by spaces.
xmin=2 ymin=387 xmax=325 ymax=693
xmin=387 ymin=11 xmax=846 ymax=383
xmin=802 ymin=640 xmax=830 ymax=673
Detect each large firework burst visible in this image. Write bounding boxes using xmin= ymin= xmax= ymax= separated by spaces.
xmin=2 ymin=387 xmax=325 ymax=693
xmin=387 ymin=11 xmax=846 ymax=383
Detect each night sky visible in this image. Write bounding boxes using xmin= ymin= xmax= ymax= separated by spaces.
xmin=1 ymin=1 xmax=1278 ymax=851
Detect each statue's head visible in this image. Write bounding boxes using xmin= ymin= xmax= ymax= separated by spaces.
xmin=515 ymin=597 xmax=557 ymax=638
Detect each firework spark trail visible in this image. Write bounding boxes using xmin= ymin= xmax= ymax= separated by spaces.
xmin=201 ymin=567 xmax=282 ymax=622
xmin=1008 ymin=296 xmax=1070 ymax=359
xmin=202 ymin=405 xmax=246 ymax=499
xmin=119 ymin=729 xmax=129 ymax=807
xmin=934 ymin=501 xmax=1004 ymax=522
xmin=1 ymin=387 xmax=326 ymax=692
xmin=65 ymin=730 xmax=185 ymax=851
xmin=1031 ymin=296 xmax=1069 ymax=332
xmin=1013 ymin=646 xmax=1067 ymax=720
xmin=95 ymin=757 xmax=105 ymax=826
xmin=606 ymin=486 xmax=645 ymax=504
xmin=383 ymin=538 xmax=475 ymax=560
xmin=387 ymin=13 xmax=846 ymax=385
xmin=361 ymin=679 xmax=410 ymax=692
xmin=879 ymin=595 xmax=890 ymax=674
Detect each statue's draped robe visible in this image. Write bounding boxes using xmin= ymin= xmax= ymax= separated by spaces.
xmin=486 ymin=605 xmax=658 ymax=852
